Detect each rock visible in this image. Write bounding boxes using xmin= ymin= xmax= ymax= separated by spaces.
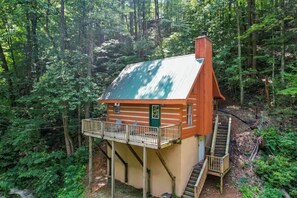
xmin=9 ymin=188 xmax=34 ymax=198
xmin=237 ymin=156 xmax=245 ymax=168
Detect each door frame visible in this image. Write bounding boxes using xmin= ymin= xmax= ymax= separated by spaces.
xmin=149 ymin=104 xmax=161 ymax=127
xmin=198 ymin=136 xmax=205 ymax=162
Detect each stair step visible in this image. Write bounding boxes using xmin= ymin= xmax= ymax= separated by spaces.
xmin=184 ymin=190 xmax=194 ymax=197
xmin=216 ymin=134 xmax=227 ymax=137
xmin=182 ymin=195 xmax=193 ymax=198
xmin=215 ymin=145 xmax=226 ymax=148
xmin=186 ymin=186 xmax=194 ymax=193
xmin=218 ymin=125 xmax=228 ymax=129
xmin=193 ymin=169 xmax=201 ymax=173
xmin=190 ymin=175 xmax=198 ymax=181
xmin=214 ymin=153 xmax=225 ymax=155
xmin=217 ymin=133 xmax=227 ymax=136
xmin=216 ymin=143 xmax=226 ymax=146
xmin=216 ymin=133 xmax=227 ymax=136
xmin=215 ymin=142 xmax=226 ymax=145
xmin=189 ymin=179 xmax=196 ymax=185
xmin=216 ymin=139 xmax=227 ymax=142
xmin=187 ymin=183 xmax=195 ymax=188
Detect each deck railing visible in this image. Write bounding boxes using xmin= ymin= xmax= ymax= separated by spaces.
xmin=82 ymin=119 xmax=181 ymax=149
xmin=194 ymin=159 xmax=208 ymax=198
xmin=206 ymin=154 xmax=229 ymax=174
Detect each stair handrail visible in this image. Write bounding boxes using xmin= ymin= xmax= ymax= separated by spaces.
xmin=225 ymin=116 xmax=232 ymax=155
xmin=210 ymin=114 xmax=219 ymax=156
xmin=194 ymin=159 xmax=208 ymax=198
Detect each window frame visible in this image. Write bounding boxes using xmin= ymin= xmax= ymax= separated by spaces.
xmin=113 ymin=103 xmax=120 ymax=113
xmin=151 ymin=105 xmax=160 ymax=119
xmin=187 ymin=104 xmax=193 ymax=126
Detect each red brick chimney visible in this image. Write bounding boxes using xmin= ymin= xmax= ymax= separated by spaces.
xmin=194 ymin=35 xmax=212 ymax=60
xmin=194 ymin=35 xmax=214 ymax=136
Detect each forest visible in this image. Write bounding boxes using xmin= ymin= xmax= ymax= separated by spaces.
xmin=0 ymin=0 xmax=296 ymax=197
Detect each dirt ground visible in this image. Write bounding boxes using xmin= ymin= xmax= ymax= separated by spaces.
xmin=90 ymin=106 xmax=262 ymax=198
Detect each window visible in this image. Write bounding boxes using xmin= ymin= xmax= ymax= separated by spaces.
xmin=187 ymin=104 xmax=192 ymax=126
xmin=151 ymin=105 xmax=160 ymax=119
xmin=114 ymin=103 xmax=120 ymax=113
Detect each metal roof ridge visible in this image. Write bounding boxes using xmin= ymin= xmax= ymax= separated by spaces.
xmin=125 ymin=53 xmax=196 ymax=67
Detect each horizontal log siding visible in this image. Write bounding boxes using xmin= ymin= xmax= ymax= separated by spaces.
xmin=107 ymin=104 xmax=148 ymax=124
xmin=107 ymin=104 xmax=183 ymax=127
xmin=182 ymin=83 xmax=199 ymax=139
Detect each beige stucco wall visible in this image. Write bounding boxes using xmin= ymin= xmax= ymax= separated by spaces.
xmin=107 ymin=136 xmax=201 ymax=197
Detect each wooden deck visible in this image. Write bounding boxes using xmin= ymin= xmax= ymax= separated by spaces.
xmin=82 ymin=119 xmax=181 ymax=149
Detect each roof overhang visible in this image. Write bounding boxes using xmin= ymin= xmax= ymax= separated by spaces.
xmin=97 ymin=99 xmax=187 ymax=105
xmin=212 ymin=70 xmax=225 ymax=100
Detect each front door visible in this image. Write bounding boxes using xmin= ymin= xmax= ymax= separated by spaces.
xmin=198 ymin=136 xmax=205 ymax=161
xmin=149 ymin=104 xmax=161 ymax=127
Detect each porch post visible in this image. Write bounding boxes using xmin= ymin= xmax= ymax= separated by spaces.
xmin=111 ymin=141 xmax=115 ymax=198
xmin=88 ymin=137 xmax=93 ymax=188
xmin=143 ymin=146 xmax=147 ymax=198
xmin=220 ymin=175 xmax=223 ymax=194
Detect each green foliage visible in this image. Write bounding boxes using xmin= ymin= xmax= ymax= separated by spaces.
xmin=58 ymin=147 xmax=88 ymax=198
xmin=57 ymin=165 xmax=86 ymax=198
xmin=254 ymin=128 xmax=297 ymax=197
xmin=258 ymin=186 xmax=283 ymax=198
xmin=29 ymin=50 xmax=98 ymax=118
xmin=255 ymin=156 xmax=297 ymax=188
xmin=239 ymin=185 xmax=259 ymax=198
xmin=0 ymin=116 xmax=88 ymax=197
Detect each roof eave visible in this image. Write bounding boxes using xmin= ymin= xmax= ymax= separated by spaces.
xmin=97 ymin=99 xmax=187 ymax=105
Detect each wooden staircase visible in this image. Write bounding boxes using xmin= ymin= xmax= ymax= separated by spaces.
xmin=182 ymin=114 xmax=231 ymax=198
xmin=214 ymin=123 xmax=229 ymax=157
xmin=183 ymin=163 xmax=203 ymax=198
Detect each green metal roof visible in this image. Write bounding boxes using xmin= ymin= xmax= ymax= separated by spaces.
xmin=100 ymin=54 xmax=204 ymax=100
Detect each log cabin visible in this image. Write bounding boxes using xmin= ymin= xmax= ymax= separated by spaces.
xmin=82 ymin=36 xmax=231 ymax=198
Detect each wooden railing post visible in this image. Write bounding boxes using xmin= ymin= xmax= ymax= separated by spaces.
xmin=101 ymin=121 xmax=104 ymax=136
xmin=220 ymin=157 xmax=224 ymax=173
xmin=82 ymin=120 xmax=85 ymax=135
xmin=125 ymin=125 xmax=129 ymax=143
xmin=225 ymin=117 xmax=232 ymax=154
xmin=178 ymin=123 xmax=182 ymax=139
xmin=157 ymin=128 xmax=161 ymax=149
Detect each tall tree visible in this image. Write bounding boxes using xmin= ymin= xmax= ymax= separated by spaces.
xmin=237 ymin=1 xmax=244 ymax=105
xmin=0 ymin=43 xmax=14 ymax=106
xmin=60 ymin=0 xmax=74 ymax=156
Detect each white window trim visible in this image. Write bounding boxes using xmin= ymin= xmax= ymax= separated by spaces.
xmin=187 ymin=104 xmax=193 ymax=126
xmin=114 ymin=103 xmax=120 ymax=113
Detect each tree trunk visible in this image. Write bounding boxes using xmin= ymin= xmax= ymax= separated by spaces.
xmin=251 ymin=0 xmax=256 ymax=71
xmin=62 ymin=106 xmax=74 ymax=157
xmin=154 ymin=0 xmax=164 ymax=57
xmin=45 ymin=0 xmax=59 ymax=57
xmin=133 ymin=0 xmax=138 ymax=39
xmin=77 ymin=104 xmax=82 ymax=147
xmin=142 ymin=0 xmax=146 ymax=37
xmin=25 ymin=11 xmax=33 ymax=94
xmin=247 ymin=0 xmax=252 ymax=69
xmin=129 ymin=0 xmax=134 ymax=36
xmin=60 ymin=0 xmax=66 ymax=57
xmin=31 ymin=14 xmax=40 ymax=76
xmin=0 ymin=43 xmax=15 ymax=106
xmin=84 ymin=26 xmax=94 ymax=120
xmin=280 ymin=0 xmax=285 ymax=85
xmin=236 ymin=1 xmax=244 ymax=105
